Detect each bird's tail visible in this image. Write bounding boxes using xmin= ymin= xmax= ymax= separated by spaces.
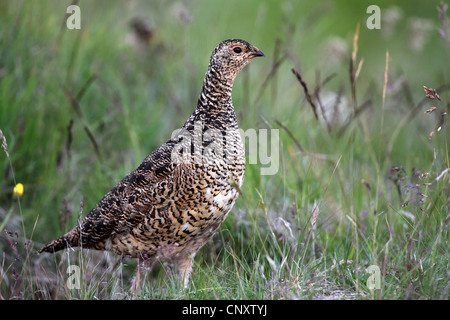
xmin=37 ymin=237 xmax=69 ymax=253
xmin=37 ymin=226 xmax=81 ymax=254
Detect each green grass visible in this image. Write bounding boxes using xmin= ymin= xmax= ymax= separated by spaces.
xmin=0 ymin=0 xmax=449 ymax=300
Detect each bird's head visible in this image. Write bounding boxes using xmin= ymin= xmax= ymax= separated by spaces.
xmin=208 ymin=39 xmax=264 ymax=82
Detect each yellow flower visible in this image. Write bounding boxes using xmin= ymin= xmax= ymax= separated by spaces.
xmin=14 ymin=183 xmax=24 ymax=197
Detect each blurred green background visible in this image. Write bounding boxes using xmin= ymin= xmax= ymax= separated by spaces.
xmin=1 ymin=0 xmax=447 ymax=232
xmin=0 ymin=0 xmax=448 ymax=299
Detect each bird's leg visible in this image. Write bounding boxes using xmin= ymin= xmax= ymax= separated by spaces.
xmin=176 ymin=255 xmax=194 ymax=289
xmin=131 ymin=257 xmax=154 ymax=296
xmin=131 ymin=262 xmax=144 ymax=295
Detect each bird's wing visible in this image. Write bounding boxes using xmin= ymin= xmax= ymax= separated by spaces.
xmin=78 ymin=141 xmax=178 ymax=245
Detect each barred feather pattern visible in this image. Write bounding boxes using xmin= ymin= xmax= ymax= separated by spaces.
xmin=38 ymin=39 xmax=264 ymax=289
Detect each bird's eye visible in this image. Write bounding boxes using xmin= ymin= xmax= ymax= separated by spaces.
xmin=233 ymin=46 xmax=242 ymax=54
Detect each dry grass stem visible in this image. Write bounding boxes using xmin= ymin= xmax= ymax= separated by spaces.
xmin=291 ymin=68 xmax=319 ymax=120
xmin=62 ymin=85 xmax=102 ymax=161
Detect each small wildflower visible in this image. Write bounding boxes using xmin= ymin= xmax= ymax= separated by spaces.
xmin=419 ymin=172 xmax=429 ymax=180
xmin=12 ymin=268 xmax=19 ymax=281
xmin=13 ymin=183 xmax=24 ymax=197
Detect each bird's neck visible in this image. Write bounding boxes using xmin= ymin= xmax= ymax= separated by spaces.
xmin=185 ymin=66 xmax=239 ymax=131
xmin=199 ymin=65 xmax=235 ymax=107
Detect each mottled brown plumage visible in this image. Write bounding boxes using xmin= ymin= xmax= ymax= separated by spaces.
xmin=38 ymin=39 xmax=264 ymax=290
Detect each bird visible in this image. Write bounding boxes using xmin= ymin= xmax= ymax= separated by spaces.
xmin=38 ymin=39 xmax=264 ymax=292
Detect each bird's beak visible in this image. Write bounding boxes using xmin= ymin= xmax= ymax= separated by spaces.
xmin=250 ymin=49 xmax=265 ymax=58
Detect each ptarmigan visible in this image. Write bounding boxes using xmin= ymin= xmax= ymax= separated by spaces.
xmin=38 ymin=39 xmax=264 ymax=292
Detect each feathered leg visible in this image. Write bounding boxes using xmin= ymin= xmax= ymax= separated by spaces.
xmin=176 ymin=254 xmax=194 ymax=289
xmin=131 ymin=257 xmax=155 ymax=295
